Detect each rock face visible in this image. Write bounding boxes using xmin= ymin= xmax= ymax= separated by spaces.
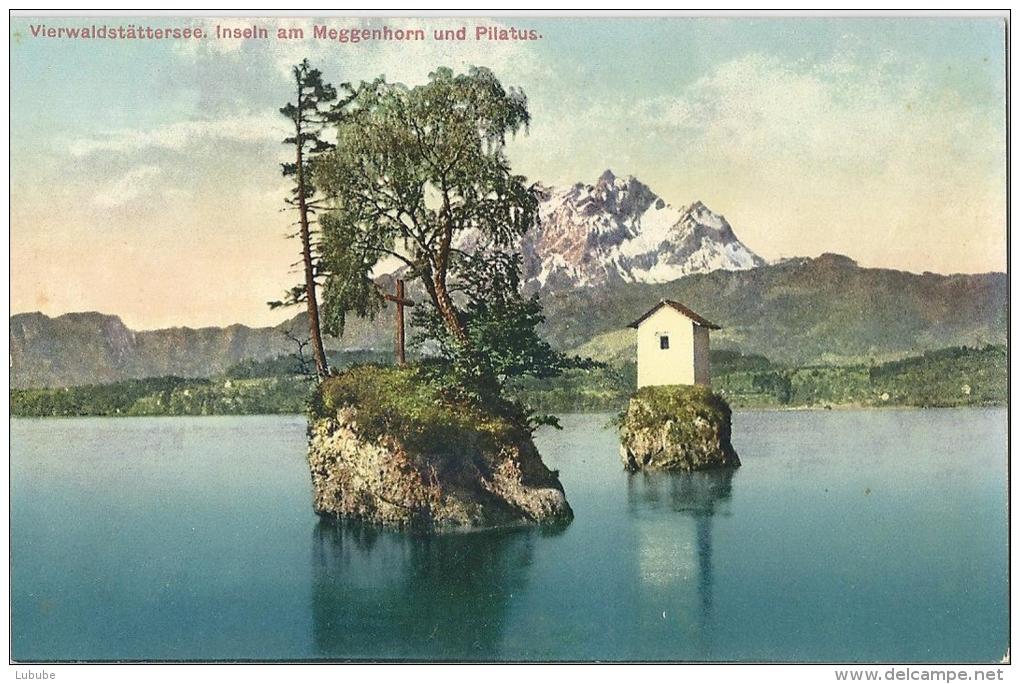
xmin=307 ymin=366 xmax=573 ymax=532
xmin=454 ymin=169 xmax=764 ymax=294
xmin=308 ymin=412 xmax=572 ymax=531
xmin=619 ymin=385 xmax=741 ymax=472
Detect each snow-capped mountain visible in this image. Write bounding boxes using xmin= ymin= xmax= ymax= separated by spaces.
xmin=515 ymin=170 xmax=764 ymax=293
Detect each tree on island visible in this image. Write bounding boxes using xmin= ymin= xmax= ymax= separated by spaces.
xmin=313 ymin=66 xmax=589 ymax=421
xmin=270 ymin=59 xmax=353 ymax=380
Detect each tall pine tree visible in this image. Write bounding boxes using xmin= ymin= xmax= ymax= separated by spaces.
xmin=271 ymin=59 xmax=344 ymax=379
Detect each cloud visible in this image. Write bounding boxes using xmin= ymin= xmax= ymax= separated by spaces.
xmin=507 ymin=47 xmax=1004 ymax=275
xmin=82 ymin=17 xmax=548 ymax=161
xmin=519 ymin=48 xmax=1002 ymax=200
xmin=631 ymin=52 xmax=1002 ymax=185
xmin=92 ymin=165 xmax=168 ymax=208
xmin=69 ymin=113 xmax=287 ymax=157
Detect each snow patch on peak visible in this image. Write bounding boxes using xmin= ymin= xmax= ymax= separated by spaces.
xmin=516 ymin=172 xmax=764 ymax=292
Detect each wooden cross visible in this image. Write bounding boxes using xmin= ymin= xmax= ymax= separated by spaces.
xmin=383 ymin=278 xmax=415 ymax=365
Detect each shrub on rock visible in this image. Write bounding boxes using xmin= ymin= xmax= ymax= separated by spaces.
xmin=619 ymin=384 xmax=740 ymax=472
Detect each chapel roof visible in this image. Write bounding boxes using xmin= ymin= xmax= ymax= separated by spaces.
xmin=627 ymin=299 xmax=721 ymax=330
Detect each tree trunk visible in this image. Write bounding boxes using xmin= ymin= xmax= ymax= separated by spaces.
xmin=430 ymin=216 xmax=470 ymax=346
xmin=432 ymin=274 xmax=469 ymax=346
xmin=294 ymin=90 xmax=330 ymax=379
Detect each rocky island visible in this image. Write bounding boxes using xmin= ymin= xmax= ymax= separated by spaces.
xmin=307 ymin=365 xmax=573 ymax=532
xmin=619 ymin=384 xmax=741 ymax=471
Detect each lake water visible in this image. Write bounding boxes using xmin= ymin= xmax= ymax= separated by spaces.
xmin=10 ymin=409 xmax=1008 ymax=662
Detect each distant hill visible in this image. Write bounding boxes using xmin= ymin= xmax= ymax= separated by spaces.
xmin=541 ymin=253 xmax=1006 ymax=365
xmin=9 ymin=254 xmax=1007 ymax=388
xmin=9 ymin=310 xmax=393 ymax=389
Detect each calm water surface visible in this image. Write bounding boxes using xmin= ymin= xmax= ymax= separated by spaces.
xmin=10 ymin=409 xmax=1007 ymax=662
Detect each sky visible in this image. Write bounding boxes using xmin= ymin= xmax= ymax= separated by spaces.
xmin=9 ymin=15 xmax=1007 ymax=329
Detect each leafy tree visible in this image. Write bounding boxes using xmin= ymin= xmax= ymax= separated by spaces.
xmin=271 ymin=59 xmax=350 ymax=379
xmin=752 ymin=371 xmax=793 ymax=404
xmin=314 ymin=67 xmax=587 ymax=414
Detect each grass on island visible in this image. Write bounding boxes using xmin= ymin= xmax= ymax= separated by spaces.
xmin=313 ymin=364 xmax=521 ymax=456
xmin=616 ymin=384 xmax=740 ymax=472
xmin=619 ymin=383 xmax=732 ymax=433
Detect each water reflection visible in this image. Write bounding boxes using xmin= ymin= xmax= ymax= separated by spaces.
xmin=311 ymin=521 xmax=549 ymax=660
xmin=626 ymin=469 xmax=736 ymax=659
xmin=626 ymin=469 xmax=735 ymax=516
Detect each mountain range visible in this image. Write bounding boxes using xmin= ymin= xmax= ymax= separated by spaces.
xmin=460 ymin=170 xmax=764 ymax=293
xmin=9 ymin=173 xmax=1007 ymax=388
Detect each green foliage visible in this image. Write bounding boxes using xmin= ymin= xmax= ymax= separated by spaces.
xmin=313 ymin=364 xmax=523 ymax=457
xmin=715 ymin=345 xmax=1006 ymax=408
xmin=314 ymin=65 xmax=589 ymax=412
xmin=317 ymin=212 xmax=384 ymax=337
xmin=511 ymin=345 xmax=1007 ymax=412
xmin=11 ymin=346 xmax=1003 ymax=418
xmin=269 ymin=59 xmax=345 ymax=313
xmin=313 ymin=66 xmax=537 ymax=336
xmin=271 ymin=58 xmax=362 ymax=378
xmin=710 ymin=349 xmax=773 ymax=373
xmin=279 ymin=60 xmax=339 ymax=195
xmin=11 ymin=376 xmax=196 ymax=417
xmin=10 ymin=376 xmax=312 ymax=417
xmin=751 ymin=372 xmax=793 ymax=404
xmin=224 ymin=350 xmax=393 ymax=379
xmin=865 ymin=344 xmax=1006 ymax=407
xmin=509 ymin=364 xmax=635 ymax=414
xmin=411 ymin=250 xmax=596 ymax=405
xmin=621 ymin=384 xmax=733 ymax=436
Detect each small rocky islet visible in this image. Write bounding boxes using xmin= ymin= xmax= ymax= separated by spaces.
xmin=618 ymin=384 xmax=741 ymax=472
xmin=307 ymin=365 xmax=573 ymax=532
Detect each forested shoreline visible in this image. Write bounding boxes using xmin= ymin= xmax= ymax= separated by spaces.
xmin=11 ymin=345 xmax=1005 ymax=418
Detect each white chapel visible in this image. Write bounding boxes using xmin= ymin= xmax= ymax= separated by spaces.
xmin=628 ymin=299 xmax=720 ymax=389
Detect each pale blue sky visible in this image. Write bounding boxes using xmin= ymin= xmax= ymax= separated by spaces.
xmin=10 ymin=15 xmax=1007 ymax=328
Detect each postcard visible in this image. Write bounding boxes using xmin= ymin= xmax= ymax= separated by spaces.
xmin=8 ymin=11 xmax=1009 ymax=669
